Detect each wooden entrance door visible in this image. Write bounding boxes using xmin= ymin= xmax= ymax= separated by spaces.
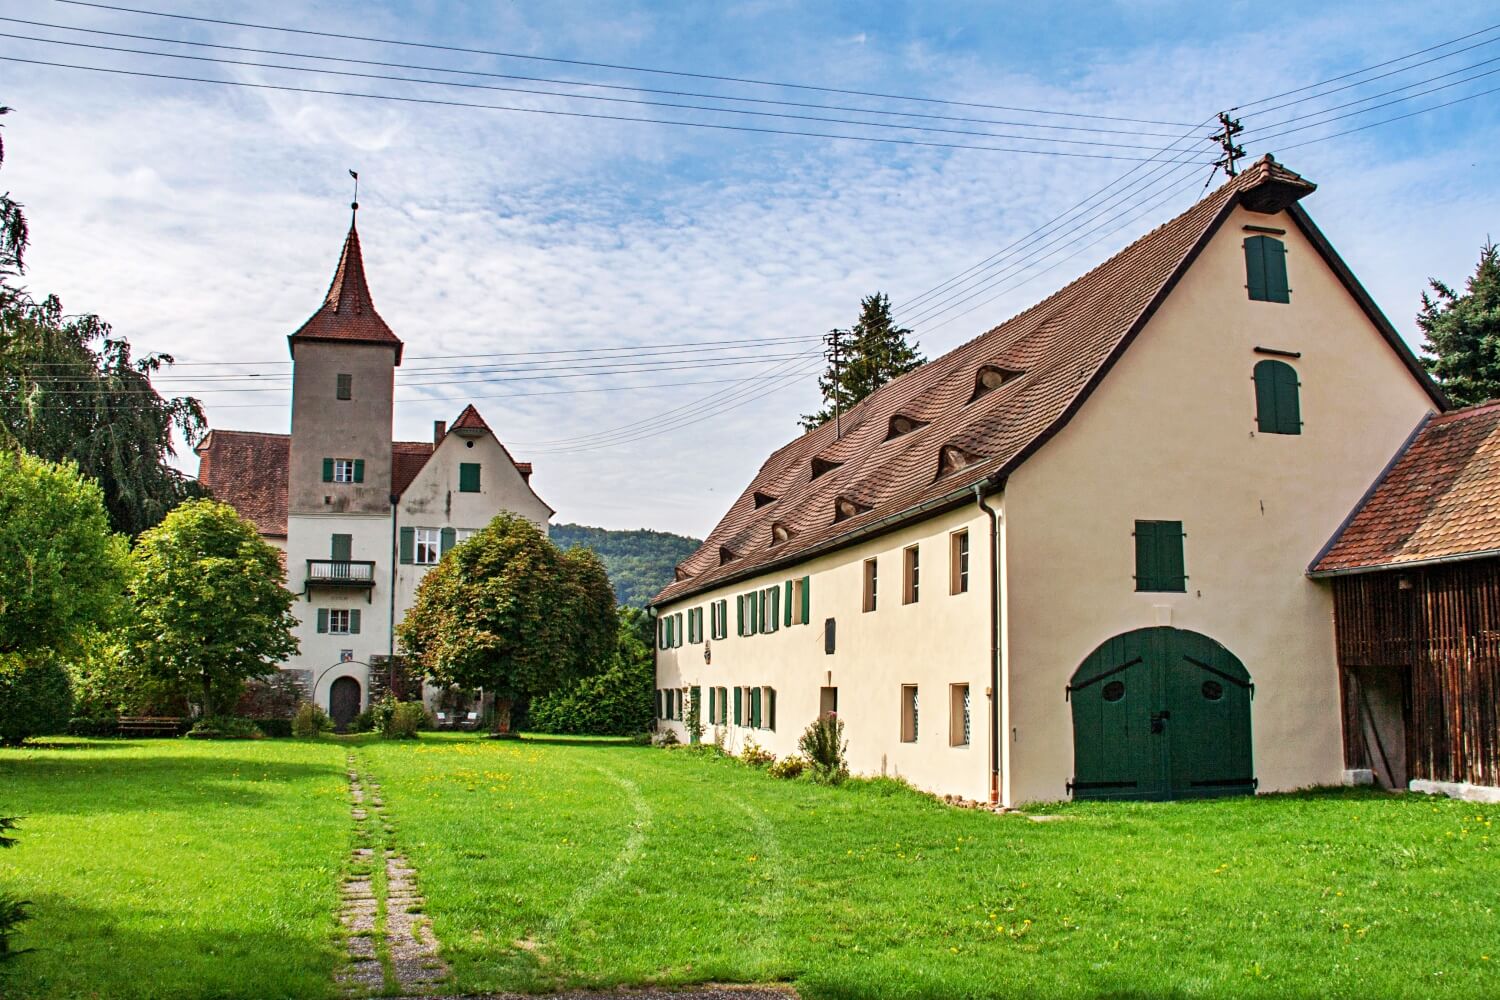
xmin=1070 ymin=627 xmax=1254 ymax=801
xmin=329 ymin=676 xmax=361 ymax=733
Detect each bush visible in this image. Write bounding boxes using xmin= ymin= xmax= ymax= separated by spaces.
xmin=186 ymin=716 xmax=262 ymax=740
xmin=351 ymin=709 xmax=375 ymax=733
xmin=380 ymin=699 xmax=428 ymax=740
xmin=0 ymin=655 xmax=74 ymax=746
xmin=66 ymin=715 xmax=120 ymax=738
xmin=528 ymin=607 xmax=654 ymax=736
xmin=291 ymin=702 xmax=334 ymax=738
xmin=768 ymin=754 xmax=806 ymax=780
xmin=739 ymin=738 xmax=774 ymax=768
xmin=256 ymin=718 xmax=293 ymax=738
xmin=798 ymin=714 xmax=849 ymax=784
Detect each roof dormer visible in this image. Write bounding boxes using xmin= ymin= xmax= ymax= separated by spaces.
xmin=770 ymin=522 xmax=796 ymax=545
xmin=969 ymin=365 xmax=1021 ymax=404
xmin=936 ymin=443 xmax=981 ymax=480
xmin=718 ymin=545 xmax=739 ymax=566
xmin=753 ymin=491 xmax=778 ymax=508
xmin=886 ymin=413 xmax=929 ymax=441
xmin=810 ymin=456 xmax=843 ymax=480
xmin=832 ymin=495 xmax=870 ymax=523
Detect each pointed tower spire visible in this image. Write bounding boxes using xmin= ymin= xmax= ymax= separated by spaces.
xmin=288 ymin=211 xmax=403 ymax=364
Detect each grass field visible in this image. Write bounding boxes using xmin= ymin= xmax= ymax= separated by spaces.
xmin=0 ymin=739 xmax=350 ymax=1000
xmin=2 ymin=734 xmax=1497 ymax=999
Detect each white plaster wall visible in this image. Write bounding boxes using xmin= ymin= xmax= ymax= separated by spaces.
xmin=656 ymin=503 xmax=995 ymax=801
xmin=1000 ymin=203 xmax=1438 ymax=804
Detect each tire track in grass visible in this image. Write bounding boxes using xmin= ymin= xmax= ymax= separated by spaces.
xmin=729 ymin=795 xmax=787 ymax=978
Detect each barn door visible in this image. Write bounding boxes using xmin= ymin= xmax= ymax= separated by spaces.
xmin=1071 ymin=628 xmax=1254 ymax=801
xmin=329 ymin=677 xmax=362 ymax=733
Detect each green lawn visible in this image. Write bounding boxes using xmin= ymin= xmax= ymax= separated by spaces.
xmin=0 ymin=739 xmax=351 ymax=1000
xmin=2 ymin=735 xmax=1497 ymax=1000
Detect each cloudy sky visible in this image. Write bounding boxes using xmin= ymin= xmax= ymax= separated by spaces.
xmin=3 ymin=0 xmax=1497 ymax=536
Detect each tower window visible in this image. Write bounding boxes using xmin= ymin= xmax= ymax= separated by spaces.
xmin=336 ymin=373 xmax=352 ymax=400
xmin=414 ymin=527 xmax=441 ymax=565
xmin=325 ymin=458 xmax=364 ymax=483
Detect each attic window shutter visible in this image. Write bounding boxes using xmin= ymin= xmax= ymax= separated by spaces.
xmin=1135 ymin=520 xmax=1186 ymax=592
xmin=322 ymin=458 xmax=334 ymax=482
xmin=1245 ymin=235 xmax=1290 ymax=303
xmin=459 ymin=463 xmax=481 ymax=493
xmin=440 ymin=526 xmax=456 ymax=555
xmin=1254 ymin=359 xmax=1302 ymax=435
xmin=353 ymin=459 xmax=365 ymax=483
xmin=399 ymin=527 xmax=415 ymax=564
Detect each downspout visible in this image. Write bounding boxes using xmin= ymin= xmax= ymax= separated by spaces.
xmin=388 ymin=492 xmax=399 ymax=698
xmin=974 ymin=481 xmax=1003 ymax=806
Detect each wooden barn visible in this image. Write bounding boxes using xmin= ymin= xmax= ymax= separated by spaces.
xmin=1312 ymin=402 xmax=1500 ymax=802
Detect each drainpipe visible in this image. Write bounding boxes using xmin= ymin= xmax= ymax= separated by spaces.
xmin=974 ymin=481 xmax=1003 ymax=806
xmin=388 ymin=492 xmax=399 ymax=699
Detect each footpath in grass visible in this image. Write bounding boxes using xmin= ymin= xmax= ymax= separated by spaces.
xmin=0 ymin=738 xmax=351 ymax=1000
xmin=362 ymin=733 xmax=1500 ymax=1000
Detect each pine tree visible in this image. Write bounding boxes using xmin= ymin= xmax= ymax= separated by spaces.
xmin=801 ymin=293 xmax=924 ymax=431
xmin=1418 ymin=242 xmax=1500 ymax=407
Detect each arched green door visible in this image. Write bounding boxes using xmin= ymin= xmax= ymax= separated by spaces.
xmin=1069 ymin=627 xmax=1254 ymax=801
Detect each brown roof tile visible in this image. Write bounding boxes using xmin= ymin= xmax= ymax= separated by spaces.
xmin=654 ymin=158 xmax=1354 ymax=605
xmin=1313 ymin=402 xmax=1500 ymax=574
xmin=288 ymin=220 xmax=404 ymax=362
xmin=392 ymin=441 xmax=435 ymax=495
xmin=195 ymin=430 xmax=290 ymax=537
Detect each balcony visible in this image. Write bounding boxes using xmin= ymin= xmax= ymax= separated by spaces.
xmin=305 ymin=559 xmax=377 ymax=602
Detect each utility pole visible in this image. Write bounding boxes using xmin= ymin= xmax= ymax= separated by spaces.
xmin=1213 ymin=111 xmax=1245 ymax=177
xmin=823 ymin=327 xmax=847 ymax=439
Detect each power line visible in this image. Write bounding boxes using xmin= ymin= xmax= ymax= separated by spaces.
xmin=1260 ymin=81 xmax=1500 ymax=153
xmin=0 ymin=15 xmax=1194 ymax=139
xmin=52 ymin=0 xmax=1204 ymax=127
xmin=0 ymin=55 xmax=1219 ymax=163
xmin=0 ymin=31 xmax=1197 ymax=153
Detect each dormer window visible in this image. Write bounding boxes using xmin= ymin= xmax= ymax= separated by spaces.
xmin=833 ymin=496 xmax=870 ymax=523
xmin=886 ymin=414 xmax=928 ymax=441
xmin=936 ymin=444 xmax=980 ymax=480
xmin=674 ymin=565 xmax=693 ymax=582
xmin=770 ymin=522 xmax=795 ymax=545
xmin=810 ymin=457 xmax=842 ymax=480
xmin=969 ymin=365 xmax=1020 ymax=403
xmin=753 ymin=491 xmax=778 ymax=508
xmin=718 ymin=545 xmax=739 ymax=566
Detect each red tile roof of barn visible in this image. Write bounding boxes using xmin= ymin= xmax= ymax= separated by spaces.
xmin=195 ymin=430 xmax=289 ymax=537
xmin=288 ymin=220 xmax=404 ymax=363
xmin=652 ymin=158 xmax=1439 ymax=606
xmin=1312 ymin=402 xmax=1500 ymax=574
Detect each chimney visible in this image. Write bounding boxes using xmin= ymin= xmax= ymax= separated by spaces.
xmin=433 ymin=420 xmax=446 ymax=444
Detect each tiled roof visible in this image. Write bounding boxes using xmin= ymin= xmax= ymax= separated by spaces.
xmin=195 ymin=430 xmax=290 ymax=537
xmin=450 ymin=403 xmax=490 ymax=432
xmin=288 ymin=220 xmax=404 ymax=363
xmin=392 ymin=441 xmax=435 ymax=495
xmin=653 ymin=158 xmax=1360 ymax=606
xmin=1312 ymin=402 xmax=1500 ymax=574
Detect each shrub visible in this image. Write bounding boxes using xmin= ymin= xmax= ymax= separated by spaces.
xmin=256 ymin=718 xmax=293 ymax=738
xmin=351 ymin=709 xmax=375 ymax=733
xmin=798 ymin=714 xmax=849 ymax=784
xmin=381 ymin=699 xmax=428 ymax=740
xmin=0 ymin=654 xmax=74 ymax=746
xmin=739 ymin=738 xmax=774 ymax=768
xmin=186 ymin=716 xmax=262 ymax=740
xmin=291 ymin=702 xmax=334 ymax=738
xmin=768 ymin=754 xmax=806 ymax=780
xmin=66 ymin=716 xmax=119 ymax=738
xmin=651 ymin=727 xmax=679 ymax=747
xmin=528 ymin=607 xmax=654 ymax=736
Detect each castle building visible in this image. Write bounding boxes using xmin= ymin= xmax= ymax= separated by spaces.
xmin=196 ymin=211 xmax=552 ymax=727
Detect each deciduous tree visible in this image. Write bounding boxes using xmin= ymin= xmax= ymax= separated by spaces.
xmin=125 ymin=499 xmax=298 ymax=718
xmin=1419 ymin=242 xmax=1500 ymax=407
xmin=399 ymin=514 xmax=617 ymax=734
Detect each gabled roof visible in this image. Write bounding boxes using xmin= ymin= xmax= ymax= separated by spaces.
xmin=653 ymin=157 xmax=1444 ymax=606
xmin=450 ymin=403 xmax=491 ymax=433
xmin=1311 ymin=402 xmax=1500 ymax=575
xmin=288 ymin=219 xmax=404 ymax=363
xmin=195 ymin=430 xmax=290 ymax=537
xmin=392 ymin=440 xmax=435 ymax=495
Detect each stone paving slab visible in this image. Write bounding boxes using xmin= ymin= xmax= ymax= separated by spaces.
xmin=410 ymin=990 xmax=798 ymax=1000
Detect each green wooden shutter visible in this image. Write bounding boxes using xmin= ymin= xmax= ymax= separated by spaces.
xmin=349 ymin=609 xmax=361 ymax=634
xmin=800 ymin=576 xmax=811 ymax=625
xmin=1274 ymin=363 xmax=1301 ymax=433
xmin=353 ymin=459 xmax=365 ymax=483
xmin=336 ymin=372 xmax=352 ymax=400
xmin=736 ymin=595 xmax=744 ymax=636
xmin=316 ymin=608 xmax=329 ymax=633
xmin=750 ymin=592 xmax=759 ymax=634
xmin=1244 ymin=237 xmax=1267 ymax=300
xmin=1136 ymin=520 xmax=1186 ymax=592
xmin=1135 ymin=521 xmax=1158 ymax=591
xmin=322 ymin=457 xmax=334 ymax=482
xmin=1254 ymin=360 xmax=1301 ymax=434
xmin=1264 ymin=239 xmax=1290 ymax=302
xmin=440 ymin=526 xmax=456 ymax=555
xmin=708 ymin=687 xmax=716 ymax=723
xmin=751 ymin=687 xmax=762 ymax=728
xmin=399 ymin=527 xmax=415 ymax=564
xmin=459 ymin=463 xmax=481 ymax=493
xmin=767 ymin=688 xmax=776 ymax=731
xmin=331 ymin=533 xmax=352 ymax=561
xmin=734 ymin=686 xmax=742 ymax=725
xmin=784 ymin=580 xmax=794 ymax=627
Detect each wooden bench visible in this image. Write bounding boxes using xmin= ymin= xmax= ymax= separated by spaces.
xmin=117 ymin=716 xmax=185 ymax=737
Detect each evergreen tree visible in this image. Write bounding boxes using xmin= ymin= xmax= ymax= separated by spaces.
xmin=801 ymin=293 xmax=924 ymax=430
xmin=1418 ymin=242 xmax=1500 ymax=407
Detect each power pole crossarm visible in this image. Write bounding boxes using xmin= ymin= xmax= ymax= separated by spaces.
xmin=1213 ymin=111 xmax=1245 ymax=177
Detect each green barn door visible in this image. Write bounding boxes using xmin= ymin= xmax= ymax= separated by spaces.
xmin=1164 ymin=631 xmax=1255 ymax=798
xmin=1070 ymin=628 xmax=1254 ymax=801
xmin=1069 ymin=630 xmax=1163 ymax=800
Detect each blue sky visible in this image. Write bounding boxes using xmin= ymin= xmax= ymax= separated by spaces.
xmin=3 ymin=0 xmax=1497 ymax=535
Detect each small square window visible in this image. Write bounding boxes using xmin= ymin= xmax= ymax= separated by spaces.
xmin=328 ymin=609 xmax=351 ymax=635
xmin=333 ymin=459 xmax=355 ymax=483
xmin=901 ymin=684 xmax=918 ymax=743
xmin=414 ymin=527 xmax=441 ymax=565
xmin=336 ymin=373 xmax=352 ymax=400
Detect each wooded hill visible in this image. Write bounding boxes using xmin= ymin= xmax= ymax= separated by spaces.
xmin=549 ymin=523 xmax=701 ymax=607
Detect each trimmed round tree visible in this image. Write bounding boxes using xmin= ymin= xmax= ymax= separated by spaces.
xmin=126 ymin=499 xmax=298 ymax=718
xmin=399 ymin=514 xmax=617 ymax=734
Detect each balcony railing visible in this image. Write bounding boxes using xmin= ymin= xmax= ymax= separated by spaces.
xmin=305 ymin=559 xmax=377 ymax=588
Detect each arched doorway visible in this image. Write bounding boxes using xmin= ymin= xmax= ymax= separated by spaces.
xmin=329 ymin=676 xmax=362 ymax=733
xmin=1068 ymin=627 xmax=1254 ymax=801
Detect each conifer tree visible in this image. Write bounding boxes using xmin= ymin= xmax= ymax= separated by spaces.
xmin=1418 ymin=242 xmax=1500 ymax=407
xmin=802 ymin=293 xmax=924 ymax=431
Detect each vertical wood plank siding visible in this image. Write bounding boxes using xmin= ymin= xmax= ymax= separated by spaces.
xmin=1332 ymin=560 xmax=1500 ymax=787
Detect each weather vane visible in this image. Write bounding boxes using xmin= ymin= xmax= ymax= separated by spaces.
xmin=349 ymin=169 xmax=359 ymax=216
